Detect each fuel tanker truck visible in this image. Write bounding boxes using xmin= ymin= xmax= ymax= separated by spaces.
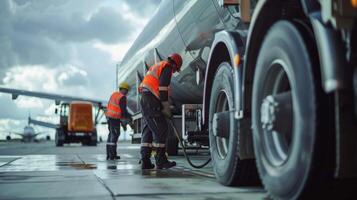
xmin=117 ymin=0 xmax=357 ymax=199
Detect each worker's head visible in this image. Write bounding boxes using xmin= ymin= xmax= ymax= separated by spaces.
xmin=168 ymin=53 xmax=182 ymax=72
xmin=119 ymin=82 xmax=130 ymax=95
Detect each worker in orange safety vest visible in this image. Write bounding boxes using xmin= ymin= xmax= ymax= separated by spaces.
xmin=105 ymin=82 xmax=132 ymax=160
xmin=139 ymin=53 xmax=182 ymax=169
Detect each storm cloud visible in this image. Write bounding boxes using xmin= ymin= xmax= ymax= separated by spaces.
xmin=0 ymin=0 xmax=140 ymax=76
xmin=0 ymin=0 xmax=161 ymax=139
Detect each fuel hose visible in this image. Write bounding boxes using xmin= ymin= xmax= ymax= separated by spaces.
xmin=168 ymin=119 xmax=211 ymax=169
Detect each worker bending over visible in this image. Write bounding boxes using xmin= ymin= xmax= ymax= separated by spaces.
xmin=105 ymin=82 xmax=132 ymax=160
xmin=139 ymin=53 xmax=183 ymax=169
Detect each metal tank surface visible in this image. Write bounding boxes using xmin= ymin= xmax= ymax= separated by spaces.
xmin=117 ymin=0 xmax=247 ymax=113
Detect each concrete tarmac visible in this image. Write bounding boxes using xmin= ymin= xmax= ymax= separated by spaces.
xmin=0 ymin=141 xmax=267 ymax=200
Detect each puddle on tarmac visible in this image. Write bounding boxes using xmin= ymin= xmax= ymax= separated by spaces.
xmin=140 ymin=169 xmax=195 ymax=178
xmin=55 ymin=160 xmax=138 ymax=171
xmin=55 ymin=162 xmax=97 ymax=170
xmin=94 ymin=168 xmax=196 ymax=180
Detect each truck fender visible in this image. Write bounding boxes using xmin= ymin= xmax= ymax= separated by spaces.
xmin=309 ymin=12 xmax=349 ymax=92
xmin=203 ymin=30 xmax=244 ymax=125
xmin=203 ymin=31 xmax=255 ymax=159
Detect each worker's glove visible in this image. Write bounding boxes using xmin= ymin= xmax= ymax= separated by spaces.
xmin=161 ymin=101 xmax=172 ymax=118
xmin=121 ymin=119 xmax=130 ymax=131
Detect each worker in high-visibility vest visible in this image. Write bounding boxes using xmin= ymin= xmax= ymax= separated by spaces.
xmin=139 ymin=53 xmax=182 ymax=169
xmin=105 ymin=82 xmax=132 ymax=160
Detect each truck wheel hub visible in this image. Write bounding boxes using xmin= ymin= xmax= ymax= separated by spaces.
xmin=260 ymin=95 xmax=278 ymax=132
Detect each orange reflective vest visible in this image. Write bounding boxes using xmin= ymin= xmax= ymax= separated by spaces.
xmin=105 ymin=92 xmax=124 ymax=119
xmin=139 ymin=61 xmax=172 ymax=99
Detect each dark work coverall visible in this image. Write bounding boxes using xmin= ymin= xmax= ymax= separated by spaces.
xmin=140 ymin=65 xmax=173 ymax=165
xmin=107 ymin=95 xmax=132 ymax=160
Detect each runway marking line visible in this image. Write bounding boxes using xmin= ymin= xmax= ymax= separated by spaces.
xmin=0 ymin=156 xmax=22 ymax=167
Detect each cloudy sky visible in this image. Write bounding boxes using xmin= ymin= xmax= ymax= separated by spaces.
xmin=0 ymin=0 xmax=160 ymax=140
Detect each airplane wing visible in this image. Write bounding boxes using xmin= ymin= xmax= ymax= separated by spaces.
xmin=33 ymin=131 xmax=47 ymax=137
xmin=0 ymin=86 xmax=107 ymax=108
xmin=0 ymin=130 xmax=24 ymax=136
xmin=11 ymin=132 xmax=24 ymax=137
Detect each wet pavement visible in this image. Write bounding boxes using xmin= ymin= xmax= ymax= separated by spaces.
xmin=0 ymin=141 xmax=267 ymax=200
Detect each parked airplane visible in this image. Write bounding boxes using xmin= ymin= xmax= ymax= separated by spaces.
xmin=0 ymin=87 xmax=117 ymax=146
xmin=0 ymin=125 xmax=49 ymax=143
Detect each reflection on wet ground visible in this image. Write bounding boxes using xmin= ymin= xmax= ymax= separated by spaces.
xmin=0 ymin=154 xmax=137 ymax=172
xmin=141 ymin=168 xmax=195 ymax=178
xmin=0 ymin=142 xmax=267 ymax=200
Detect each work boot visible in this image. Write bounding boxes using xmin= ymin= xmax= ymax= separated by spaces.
xmin=140 ymin=158 xmax=155 ymax=170
xmin=155 ymin=147 xmax=176 ymax=169
xmin=140 ymin=146 xmax=155 ymax=169
xmin=107 ymin=145 xmax=120 ymax=160
xmin=109 ymin=155 xmax=120 ymax=160
xmin=113 ymin=146 xmax=121 ymax=160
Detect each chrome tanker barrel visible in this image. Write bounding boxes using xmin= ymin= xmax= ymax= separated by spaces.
xmin=117 ymin=0 xmax=204 ymax=113
xmin=117 ymin=0 xmax=240 ymax=113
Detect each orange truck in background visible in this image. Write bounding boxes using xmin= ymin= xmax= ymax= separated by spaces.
xmin=0 ymin=86 xmax=105 ymax=147
xmin=55 ymin=101 xmax=97 ymax=146
xmin=68 ymin=102 xmax=94 ymax=132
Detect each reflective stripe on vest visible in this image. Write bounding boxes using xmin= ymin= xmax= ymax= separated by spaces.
xmin=105 ymin=92 xmax=124 ymax=119
xmin=158 ymin=86 xmax=168 ymax=91
xmin=139 ymin=61 xmax=172 ymax=99
xmin=152 ymin=142 xmax=166 ymax=148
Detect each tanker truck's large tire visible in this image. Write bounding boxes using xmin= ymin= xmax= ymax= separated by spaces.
xmin=252 ymin=21 xmax=334 ymax=199
xmin=209 ymin=62 xmax=259 ymax=186
xmin=55 ymin=129 xmax=64 ymax=147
